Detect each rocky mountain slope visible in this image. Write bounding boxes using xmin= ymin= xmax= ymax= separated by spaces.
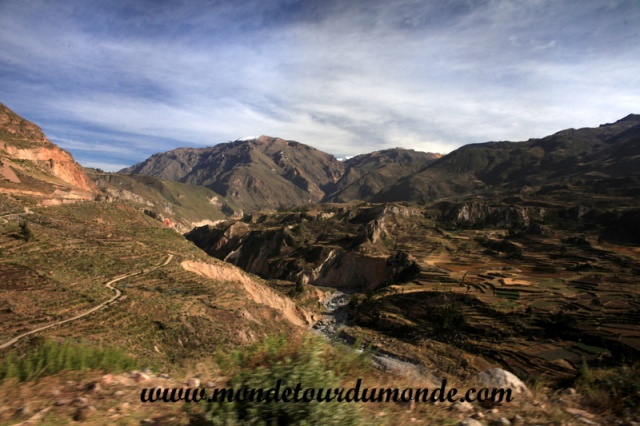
xmin=323 ymin=148 xmax=441 ymax=203
xmin=121 ymin=137 xmax=441 ymax=211
xmin=87 ymin=170 xmax=238 ymax=233
xmin=373 ymin=114 xmax=640 ymax=203
xmin=121 ymin=135 xmax=346 ymax=211
xmin=0 ymin=103 xmax=98 ymax=203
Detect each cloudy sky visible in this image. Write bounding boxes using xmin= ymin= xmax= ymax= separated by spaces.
xmin=1 ymin=0 xmax=639 ymax=171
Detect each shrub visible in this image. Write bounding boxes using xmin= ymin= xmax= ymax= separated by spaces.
xmin=578 ymin=364 xmax=640 ymax=417
xmin=19 ymin=221 xmax=33 ymax=242
xmin=288 ymin=280 xmax=305 ymax=297
xmin=199 ymin=334 xmax=365 ymax=425
xmin=594 ymin=365 xmax=640 ymax=416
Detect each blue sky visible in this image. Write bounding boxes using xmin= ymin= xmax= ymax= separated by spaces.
xmin=1 ymin=0 xmax=639 ymax=171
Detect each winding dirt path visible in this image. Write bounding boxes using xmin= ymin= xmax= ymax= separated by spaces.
xmin=0 ymin=254 xmax=174 ymax=350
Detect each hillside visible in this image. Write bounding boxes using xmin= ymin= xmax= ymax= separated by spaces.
xmin=87 ymin=170 xmax=238 ymax=233
xmin=373 ymin=115 xmax=640 ymax=203
xmin=0 ymin=198 xmax=311 ymax=363
xmin=121 ymin=136 xmax=346 ymax=211
xmin=0 ymin=103 xmax=98 ymax=204
xmin=323 ymin=148 xmax=441 ymax=202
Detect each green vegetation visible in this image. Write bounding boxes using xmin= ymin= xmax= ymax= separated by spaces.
xmin=591 ymin=365 xmax=640 ymax=416
xmin=87 ymin=170 xmax=237 ymax=231
xmin=0 ymin=339 xmax=137 ymax=382
xmin=197 ymin=334 xmax=368 ymax=425
xmin=288 ymin=279 xmax=305 ymax=297
xmin=18 ymin=220 xmax=32 ymax=242
xmin=576 ymin=361 xmax=640 ymax=417
xmin=20 ymin=222 xmax=33 ymax=242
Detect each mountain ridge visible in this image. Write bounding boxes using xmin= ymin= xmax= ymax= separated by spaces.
xmin=122 ymin=114 xmax=639 ymax=211
xmin=121 ymin=137 xmax=442 ymax=210
xmin=373 ymin=114 xmax=640 ymax=203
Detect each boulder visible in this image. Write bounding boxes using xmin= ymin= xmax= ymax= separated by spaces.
xmin=475 ymin=368 xmax=530 ymax=396
xmin=458 ymin=419 xmax=484 ymax=426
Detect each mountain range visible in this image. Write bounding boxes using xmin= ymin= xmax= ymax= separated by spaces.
xmin=121 ymin=115 xmax=640 ymax=212
xmin=3 ymin=101 xmax=638 ymax=226
xmin=374 ymin=114 xmax=640 ymax=203
xmin=120 ymin=136 xmax=441 ymax=211
xmin=2 ymin=102 xmax=639 ymax=424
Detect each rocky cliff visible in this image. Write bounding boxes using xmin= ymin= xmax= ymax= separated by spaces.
xmin=185 ymin=203 xmax=422 ymax=290
xmin=437 ymin=201 xmax=546 ymax=229
xmin=0 ymin=103 xmax=98 ymax=199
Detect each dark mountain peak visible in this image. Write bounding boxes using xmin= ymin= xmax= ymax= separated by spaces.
xmin=324 ymin=147 xmax=440 ymax=203
xmin=121 ymin=135 xmax=346 ymax=210
xmin=374 ymin=114 xmax=640 ymax=203
xmin=604 ymin=113 xmax=640 ymax=126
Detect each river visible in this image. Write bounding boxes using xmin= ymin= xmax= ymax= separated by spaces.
xmin=312 ymin=290 xmax=436 ymax=383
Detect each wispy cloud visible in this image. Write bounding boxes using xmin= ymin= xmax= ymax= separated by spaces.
xmin=1 ymin=0 xmax=638 ymax=171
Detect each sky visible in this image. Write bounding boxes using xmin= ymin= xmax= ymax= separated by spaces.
xmin=1 ymin=0 xmax=639 ymax=171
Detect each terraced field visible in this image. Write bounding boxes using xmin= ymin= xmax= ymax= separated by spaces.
xmin=0 ymin=199 xmax=303 ymax=370
xmin=187 ymin=201 xmax=640 ymax=383
xmin=348 ymin=216 xmax=640 ymax=382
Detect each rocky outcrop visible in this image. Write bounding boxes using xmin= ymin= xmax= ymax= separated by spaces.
xmin=347 ymin=203 xmax=422 ymax=224
xmin=475 ymin=368 xmax=531 ymax=396
xmin=3 ymin=144 xmax=97 ymax=193
xmin=185 ymin=204 xmax=422 ymax=291
xmin=296 ymin=249 xmax=420 ymax=290
xmin=180 ymin=260 xmax=313 ymax=327
xmin=0 ymin=103 xmax=98 ymax=196
xmin=439 ymin=202 xmax=545 ymax=229
xmin=361 ymin=218 xmax=387 ymax=243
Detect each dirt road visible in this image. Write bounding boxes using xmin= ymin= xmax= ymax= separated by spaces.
xmin=0 ymin=254 xmax=174 ymax=350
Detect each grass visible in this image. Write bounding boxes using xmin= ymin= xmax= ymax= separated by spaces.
xmin=87 ymin=170 xmax=239 ymax=230
xmin=0 ymin=339 xmax=137 ymax=382
xmin=192 ymin=334 xmax=372 ymax=425
xmin=575 ymin=361 xmax=640 ymax=417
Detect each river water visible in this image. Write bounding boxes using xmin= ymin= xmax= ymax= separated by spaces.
xmin=312 ymin=290 xmax=435 ymax=383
